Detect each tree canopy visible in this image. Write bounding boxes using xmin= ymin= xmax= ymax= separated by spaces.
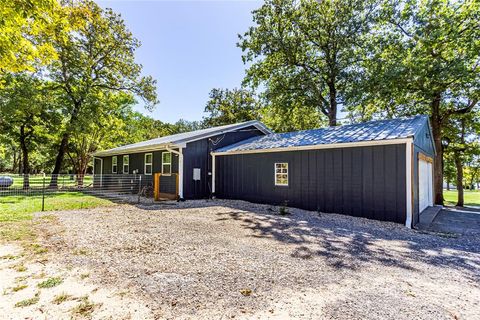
xmin=0 ymin=0 xmax=59 ymax=75
xmin=353 ymin=0 xmax=480 ymax=204
xmin=203 ymin=88 xmax=260 ymax=127
xmin=239 ymin=0 xmax=379 ymax=126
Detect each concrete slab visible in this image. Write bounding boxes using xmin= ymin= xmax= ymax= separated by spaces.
xmin=427 ymin=207 xmax=480 ymax=235
xmin=415 ymin=206 xmax=442 ymax=230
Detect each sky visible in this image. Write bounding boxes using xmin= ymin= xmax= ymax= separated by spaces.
xmin=98 ymin=0 xmax=263 ymax=124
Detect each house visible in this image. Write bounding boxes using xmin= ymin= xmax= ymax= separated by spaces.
xmin=92 ymin=121 xmax=272 ymax=199
xmin=93 ymin=115 xmax=435 ymax=228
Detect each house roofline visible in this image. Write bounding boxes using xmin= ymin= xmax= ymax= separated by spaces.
xmin=92 ymin=120 xmax=271 ymax=157
xmin=92 ymin=143 xmax=185 ymax=157
xmin=211 ymin=137 xmax=414 ymax=156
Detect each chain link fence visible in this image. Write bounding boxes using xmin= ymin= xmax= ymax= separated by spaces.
xmin=0 ymin=174 xmax=157 ymax=211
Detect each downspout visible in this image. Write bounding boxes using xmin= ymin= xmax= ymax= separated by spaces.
xmin=211 ymin=153 xmax=216 ymax=198
xmin=405 ymin=140 xmax=413 ymax=228
xmin=165 ymin=145 xmax=184 ymax=201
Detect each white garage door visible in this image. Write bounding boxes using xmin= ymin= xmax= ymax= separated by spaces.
xmin=418 ymin=158 xmax=433 ymax=213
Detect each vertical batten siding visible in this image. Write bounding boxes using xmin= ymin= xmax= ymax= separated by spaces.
xmin=182 ymin=126 xmax=265 ymax=199
xmin=216 ymin=144 xmax=407 ymax=224
xmin=97 ymin=150 xmax=180 ymax=194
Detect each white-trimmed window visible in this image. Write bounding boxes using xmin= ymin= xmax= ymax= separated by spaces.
xmin=145 ymin=153 xmax=153 ymax=175
xmin=275 ymin=163 xmax=288 ymax=186
xmin=123 ymin=155 xmax=129 ymax=174
xmin=112 ymin=156 xmax=117 ymax=173
xmin=162 ymin=152 xmax=172 ymax=175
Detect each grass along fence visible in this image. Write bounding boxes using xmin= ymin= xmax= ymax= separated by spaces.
xmin=0 ymin=174 xmax=154 ymax=213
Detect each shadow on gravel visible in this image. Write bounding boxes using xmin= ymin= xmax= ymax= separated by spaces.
xmin=98 ymin=198 xmax=480 ymax=281
xmin=211 ymin=203 xmax=480 ymax=281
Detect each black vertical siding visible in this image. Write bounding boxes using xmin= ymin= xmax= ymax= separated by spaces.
xmin=216 ymin=144 xmax=407 ymax=224
xmin=182 ymin=126 xmax=265 ymax=199
xmin=98 ymin=149 xmax=179 ymax=194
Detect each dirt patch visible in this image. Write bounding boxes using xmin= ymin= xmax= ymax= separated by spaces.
xmin=0 ymin=243 xmax=153 ymax=319
xmin=4 ymin=199 xmax=480 ymax=319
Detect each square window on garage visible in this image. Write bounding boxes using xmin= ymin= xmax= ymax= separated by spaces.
xmin=275 ymin=163 xmax=288 ymax=186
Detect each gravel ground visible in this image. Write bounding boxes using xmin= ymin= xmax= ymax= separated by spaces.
xmin=34 ymin=199 xmax=480 ymax=319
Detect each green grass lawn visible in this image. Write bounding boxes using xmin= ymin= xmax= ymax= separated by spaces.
xmin=443 ymin=189 xmax=480 ymax=206
xmin=0 ymin=192 xmax=114 ymax=242
xmin=7 ymin=175 xmax=93 ymax=188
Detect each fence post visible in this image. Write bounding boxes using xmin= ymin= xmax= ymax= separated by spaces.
xmin=153 ymin=173 xmax=160 ymax=201
xmin=41 ymin=173 xmax=45 ymax=212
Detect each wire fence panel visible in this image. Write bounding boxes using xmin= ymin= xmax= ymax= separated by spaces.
xmin=0 ymin=174 xmax=157 ymax=210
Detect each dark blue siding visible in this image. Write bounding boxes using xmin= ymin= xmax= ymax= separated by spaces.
xmin=216 ymin=144 xmax=407 ymax=224
xmin=97 ymin=149 xmax=179 ymax=194
xmin=182 ymin=125 xmax=265 ymax=199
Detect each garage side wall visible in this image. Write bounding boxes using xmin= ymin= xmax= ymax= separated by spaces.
xmin=412 ymin=123 xmax=436 ymax=225
xmin=216 ymin=144 xmax=407 ymax=224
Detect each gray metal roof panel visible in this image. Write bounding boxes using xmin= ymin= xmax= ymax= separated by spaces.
xmin=93 ymin=120 xmax=271 ymax=156
xmin=215 ymin=115 xmax=428 ymax=153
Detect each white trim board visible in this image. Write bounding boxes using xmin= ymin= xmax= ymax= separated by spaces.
xmin=405 ymin=141 xmax=413 ymax=228
xmin=93 ymin=144 xmax=185 ymax=157
xmin=212 ymin=138 xmax=414 ymax=156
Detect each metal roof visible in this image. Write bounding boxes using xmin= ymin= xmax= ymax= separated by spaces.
xmin=215 ymin=115 xmax=429 ymax=154
xmin=93 ymin=120 xmax=272 ymax=157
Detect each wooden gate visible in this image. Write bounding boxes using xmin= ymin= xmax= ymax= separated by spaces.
xmin=154 ymin=173 xmax=179 ymax=201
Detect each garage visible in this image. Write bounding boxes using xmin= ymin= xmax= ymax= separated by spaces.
xmin=212 ymin=115 xmax=436 ymax=228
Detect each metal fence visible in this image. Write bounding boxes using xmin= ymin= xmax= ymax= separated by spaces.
xmin=0 ymin=174 xmax=157 ymax=210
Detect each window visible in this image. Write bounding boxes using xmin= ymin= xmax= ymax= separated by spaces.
xmin=275 ymin=163 xmax=288 ymax=186
xmin=145 ymin=153 xmax=153 ymax=175
xmin=162 ymin=152 xmax=172 ymax=175
xmin=112 ymin=156 xmax=117 ymax=173
xmin=123 ymin=155 xmax=129 ymax=174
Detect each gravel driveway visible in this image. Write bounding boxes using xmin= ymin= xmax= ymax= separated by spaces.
xmin=36 ymin=200 xmax=480 ymax=319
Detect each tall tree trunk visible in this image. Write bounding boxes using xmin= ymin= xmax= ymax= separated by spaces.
xmin=50 ymin=133 xmax=69 ymax=187
xmin=446 ymin=180 xmax=450 ymax=190
xmin=19 ymin=125 xmax=30 ymax=189
xmin=11 ymin=148 xmax=17 ymax=173
xmin=76 ymin=155 xmax=89 ymax=187
xmin=454 ymin=152 xmax=464 ymax=207
xmin=327 ymin=81 xmax=337 ymax=126
xmin=50 ymin=101 xmax=81 ymax=187
xmin=430 ymin=93 xmax=444 ymax=205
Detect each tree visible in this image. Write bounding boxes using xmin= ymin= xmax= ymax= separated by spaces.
xmin=171 ymin=119 xmax=204 ymax=133
xmin=442 ymin=109 xmax=480 ymax=206
xmin=203 ymin=88 xmax=260 ymax=127
xmin=0 ymin=0 xmax=58 ymax=75
xmin=261 ymin=102 xmax=323 ymax=133
xmin=356 ymin=0 xmax=480 ymax=205
xmin=46 ymin=0 xmax=158 ymax=186
xmin=465 ymin=156 xmax=480 ymax=190
xmin=443 ymin=153 xmax=456 ymax=191
xmin=67 ymin=92 xmax=134 ymax=185
xmin=0 ymin=74 xmax=56 ymax=187
xmin=239 ymin=0 xmax=379 ymax=127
